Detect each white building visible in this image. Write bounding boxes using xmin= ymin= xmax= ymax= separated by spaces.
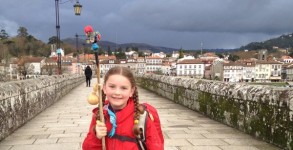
xmin=161 ymin=62 xmax=171 ymax=75
xmin=100 ymin=59 xmax=119 ymax=75
xmin=145 ymin=56 xmax=163 ymax=73
xmin=136 ymin=57 xmax=146 ymax=75
xmin=281 ymin=56 xmax=293 ymax=63
xmin=255 ymin=60 xmax=282 ymax=82
xmin=172 ymin=51 xmax=179 ymax=58
xmin=25 ymin=57 xmax=44 ymax=75
xmin=285 ymin=63 xmax=293 ymax=81
xmin=176 ymin=59 xmax=204 ymax=78
xmin=242 ymin=61 xmax=256 ymax=82
xmin=152 ymin=52 xmax=166 ymax=58
xmin=223 ymin=62 xmax=243 ymax=82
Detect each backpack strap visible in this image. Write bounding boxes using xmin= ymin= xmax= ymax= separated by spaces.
xmin=106 ymin=104 xmax=149 ymax=150
xmin=110 ymin=133 xmax=147 ymax=150
xmin=111 ymin=134 xmax=137 ymax=143
xmin=135 ymin=104 xmax=149 ymax=150
xmin=137 ymin=139 xmax=147 ymax=150
xmin=137 ymin=104 xmax=148 ymax=142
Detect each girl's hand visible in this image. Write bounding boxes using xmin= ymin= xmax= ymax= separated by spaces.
xmin=95 ymin=121 xmax=107 ymax=139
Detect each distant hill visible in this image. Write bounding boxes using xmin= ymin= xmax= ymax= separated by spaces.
xmin=63 ymin=32 xmax=293 ymax=56
xmin=239 ymin=33 xmax=293 ymax=51
xmin=62 ymin=38 xmax=178 ymax=54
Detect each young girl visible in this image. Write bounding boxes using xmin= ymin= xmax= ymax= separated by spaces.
xmin=82 ymin=66 xmax=164 ymax=150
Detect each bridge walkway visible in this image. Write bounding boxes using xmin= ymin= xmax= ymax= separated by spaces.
xmin=0 ymin=78 xmax=280 ymax=150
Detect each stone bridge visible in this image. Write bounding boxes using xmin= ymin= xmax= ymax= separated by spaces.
xmin=0 ymin=75 xmax=290 ymax=149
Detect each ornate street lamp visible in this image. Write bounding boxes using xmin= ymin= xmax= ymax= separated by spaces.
xmin=74 ymin=1 xmax=82 ymax=15
xmin=55 ymin=0 xmax=82 ymax=75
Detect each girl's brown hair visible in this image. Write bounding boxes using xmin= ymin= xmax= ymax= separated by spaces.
xmin=102 ymin=66 xmax=143 ymax=137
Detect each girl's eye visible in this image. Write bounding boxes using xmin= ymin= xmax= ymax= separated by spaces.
xmin=109 ymin=85 xmax=115 ymax=88
xmin=121 ymin=87 xmax=128 ymax=90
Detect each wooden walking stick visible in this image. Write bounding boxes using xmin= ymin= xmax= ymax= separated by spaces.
xmin=85 ymin=25 xmax=106 ymax=150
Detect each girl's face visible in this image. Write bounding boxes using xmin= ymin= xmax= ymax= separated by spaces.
xmin=103 ymin=74 xmax=135 ymax=110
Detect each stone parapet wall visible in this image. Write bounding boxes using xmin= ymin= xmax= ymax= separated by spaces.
xmin=0 ymin=75 xmax=84 ymax=141
xmin=137 ymin=75 xmax=293 ymax=150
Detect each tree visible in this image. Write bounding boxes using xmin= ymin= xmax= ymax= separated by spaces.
xmin=228 ymin=54 xmax=240 ymax=62
xmin=48 ymin=36 xmax=58 ymax=44
xmin=117 ymin=47 xmax=123 ymax=53
xmin=133 ymin=47 xmax=139 ymax=52
xmin=289 ymin=51 xmax=293 ymax=58
xmin=98 ymin=48 xmax=105 ymax=55
xmin=107 ymin=46 xmax=112 ymax=56
xmin=138 ymin=51 xmax=144 ymax=57
xmin=216 ymin=53 xmax=224 ymax=58
xmin=0 ymin=29 xmax=9 ymax=40
xmin=179 ymin=49 xmax=184 ymax=59
xmin=17 ymin=26 xmax=29 ymax=37
xmin=115 ymin=47 xmax=126 ymax=59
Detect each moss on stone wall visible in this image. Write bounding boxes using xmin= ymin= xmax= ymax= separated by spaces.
xmin=287 ymin=137 xmax=293 ymax=149
xmin=174 ymin=86 xmax=185 ymax=103
xmin=228 ymin=98 xmax=239 ymax=128
xmin=0 ymin=75 xmax=84 ymax=141
xmin=198 ymin=91 xmax=207 ymax=114
xmin=137 ymin=76 xmax=292 ymax=150
xmin=217 ymin=96 xmax=227 ymax=121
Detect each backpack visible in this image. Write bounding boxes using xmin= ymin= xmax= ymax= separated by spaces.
xmin=136 ymin=103 xmax=163 ymax=150
xmin=111 ymin=103 xmax=163 ymax=150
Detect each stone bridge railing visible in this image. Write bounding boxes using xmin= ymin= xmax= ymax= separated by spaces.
xmin=0 ymin=75 xmax=84 ymax=141
xmin=137 ymin=75 xmax=293 ymax=150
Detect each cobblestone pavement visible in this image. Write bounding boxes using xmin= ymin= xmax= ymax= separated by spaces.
xmin=0 ymin=79 xmax=281 ymax=150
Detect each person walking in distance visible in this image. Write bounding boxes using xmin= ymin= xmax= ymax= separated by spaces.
xmin=85 ymin=65 xmax=93 ymax=87
xmin=82 ymin=66 xmax=164 ymax=150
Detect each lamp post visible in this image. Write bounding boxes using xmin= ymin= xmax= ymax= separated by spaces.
xmin=82 ymin=43 xmax=86 ymax=64
xmin=75 ymin=33 xmax=88 ymax=74
xmin=55 ymin=0 xmax=82 ymax=75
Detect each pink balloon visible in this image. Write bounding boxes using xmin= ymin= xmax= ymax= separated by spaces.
xmin=84 ymin=25 xmax=93 ymax=34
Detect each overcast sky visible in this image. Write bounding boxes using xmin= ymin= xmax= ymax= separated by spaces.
xmin=1 ymin=0 xmax=293 ymax=49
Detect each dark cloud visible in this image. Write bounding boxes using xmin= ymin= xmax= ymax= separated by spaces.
xmin=0 ymin=0 xmax=292 ymax=49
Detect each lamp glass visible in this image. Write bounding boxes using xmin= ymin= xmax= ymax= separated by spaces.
xmin=74 ymin=2 xmax=82 ymax=15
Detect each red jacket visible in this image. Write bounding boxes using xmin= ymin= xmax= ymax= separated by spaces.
xmin=82 ymin=98 xmax=164 ymax=150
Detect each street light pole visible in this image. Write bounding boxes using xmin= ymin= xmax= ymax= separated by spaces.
xmin=75 ymin=33 xmax=80 ymax=74
xmin=75 ymin=33 xmax=88 ymax=74
xmin=54 ymin=0 xmax=82 ymax=75
xmin=83 ymin=43 xmax=86 ymax=64
xmin=55 ymin=0 xmax=61 ymax=75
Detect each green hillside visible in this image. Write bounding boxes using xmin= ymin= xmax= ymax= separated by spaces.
xmin=239 ymin=33 xmax=293 ymax=52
